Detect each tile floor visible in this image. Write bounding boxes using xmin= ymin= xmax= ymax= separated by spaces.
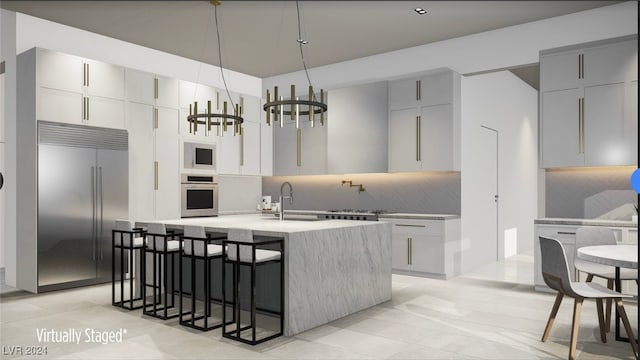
xmin=1 ymin=253 xmax=637 ymax=359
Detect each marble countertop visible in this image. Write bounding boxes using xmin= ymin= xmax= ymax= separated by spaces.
xmin=262 ymin=209 xmax=460 ymax=220
xmin=535 ymin=218 xmax=637 ymax=228
xmin=136 ymin=214 xmax=381 ymax=237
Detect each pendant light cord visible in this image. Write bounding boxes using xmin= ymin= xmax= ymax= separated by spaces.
xmin=296 ymin=0 xmax=316 ymax=101
xmin=214 ymin=4 xmax=236 ymax=111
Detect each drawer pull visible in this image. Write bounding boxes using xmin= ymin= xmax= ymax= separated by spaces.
xmin=396 ymin=224 xmax=426 ymax=228
xmin=557 ymin=231 xmax=576 ymax=235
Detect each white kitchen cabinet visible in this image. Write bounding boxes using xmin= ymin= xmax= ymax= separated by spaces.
xmin=36 ymin=87 xmax=83 ymax=125
xmin=388 ymin=69 xmax=460 ymax=173
xmin=126 ymin=69 xmax=179 ymax=110
xmin=85 ymin=59 xmax=125 ymax=100
xmin=540 ymin=89 xmax=582 ymax=168
xmin=388 ymin=104 xmax=455 ymax=172
xmin=389 ymin=71 xmax=454 ymax=111
xmin=384 ymin=217 xmax=461 ymax=279
xmin=388 ymin=108 xmax=421 ymax=172
xmin=539 ymin=35 xmax=637 ymax=168
xmin=299 ymin=122 xmax=327 ymax=175
xmin=33 ymin=49 xmax=126 ymax=129
xmin=127 ymin=102 xmax=180 ymax=221
xmin=37 ymin=50 xmax=84 ymax=93
xmin=240 ymin=121 xmax=261 ymax=176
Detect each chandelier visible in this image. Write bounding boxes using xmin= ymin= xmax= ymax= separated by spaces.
xmin=187 ymin=0 xmax=243 ymax=136
xmin=263 ymin=1 xmax=327 ymax=129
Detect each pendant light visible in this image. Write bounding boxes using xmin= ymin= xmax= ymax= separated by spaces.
xmin=187 ymin=0 xmax=244 ymax=137
xmin=263 ymin=0 xmax=327 ymax=129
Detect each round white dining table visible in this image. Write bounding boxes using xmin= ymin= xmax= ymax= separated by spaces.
xmin=577 ymin=245 xmax=638 ymax=269
xmin=577 ymin=244 xmax=638 ymax=343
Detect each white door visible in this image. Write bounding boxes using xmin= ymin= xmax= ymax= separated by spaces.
xmin=391 ymin=234 xmax=411 ymax=271
xmin=37 ymin=87 xmax=83 ymax=125
xmin=155 ymin=76 xmax=179 ymax=109
xmin=37 ymin=49 xmax=84 ymax=93
xmin=539 ymin=50 xmax=580 ymax=92
xmin=410 ymin=235 xmax=444 ymax=274
xmin=388 ymin=78 xmax=418 ymax=111
xmin=299 ymin=124 xmax=327 ymax=175
xmin=479 ymin=126 xmax=499 ymax=261
xmin=219 ymin=130 xmax=241 ymax=175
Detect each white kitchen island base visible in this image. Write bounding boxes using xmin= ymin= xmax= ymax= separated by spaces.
xmin=136 ymin=214 xmax=392 ymax=336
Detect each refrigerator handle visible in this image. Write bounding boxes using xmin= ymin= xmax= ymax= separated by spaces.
xmin=99 ymin=166 xmax=104 ymax=260
xmin=91 ymin=166 xmax=96 ymax=261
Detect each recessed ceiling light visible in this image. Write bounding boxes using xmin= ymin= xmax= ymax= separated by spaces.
xmin=414 ymin=8 xmax=427 ymax=15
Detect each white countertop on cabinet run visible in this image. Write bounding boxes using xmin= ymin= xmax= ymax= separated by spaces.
xmin=137 ymin=214 xmax=379 ymax=237
xmin=535 ymin=218 xmax=636 ymax=228
xmin=135 ymin=214 xmax=392 ymax=336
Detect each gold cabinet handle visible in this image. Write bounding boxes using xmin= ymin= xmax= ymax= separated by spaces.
xmin=86 ymin=63 xmax=89 ymax=87
xmin=580 ymin=97 xmax=585 ymax=154
xmin=154 ymin=78 xmax=158 ymax=99
xmin=416 ymin=80 xmax=421 ymax=101
xmin=296 ymin=128 xmax=301 ymax=167
xmin=416 ymin=116 xmax=421 ymax=161
xmin=83 ymin=63 xmax=87 ymax=86
xmin=86 ymin=97 xmax=89 ymax=121
xmin=240 ymin=126 xmax=244 ymax=166
xmin=154 ymin=108 xmax=158 ymax=129
xmin=396 ymin=224 xmax=426 ymax=228
xmin=407 ymin=237 xmax=411 ymax=265
xmin=82 ymin=96 xmax=86 ymax=120
xmin=154 ymin=161 xmax=158 ymax=190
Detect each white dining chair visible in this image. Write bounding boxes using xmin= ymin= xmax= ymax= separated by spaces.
xmin=539 ymin=236 xmax=638 ymax=360
xmin=575 ymin=227 xmax=638 ymax=331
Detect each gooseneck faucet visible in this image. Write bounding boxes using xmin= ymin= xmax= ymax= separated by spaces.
xmin=279 ymin=181 xmax=294 ymax=221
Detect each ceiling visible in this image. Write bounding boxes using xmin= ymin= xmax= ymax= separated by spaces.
xmin=1 ymin=1 xmax=620 ymax=78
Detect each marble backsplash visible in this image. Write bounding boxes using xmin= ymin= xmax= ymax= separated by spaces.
xmin=545 ymin=167 xmax=636 ymax=219
xmin=262 ymin=172 xmax=461 ymax=215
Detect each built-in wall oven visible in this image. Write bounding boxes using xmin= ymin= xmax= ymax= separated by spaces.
xmin=181 ymin=174 xmax=219 ymax=218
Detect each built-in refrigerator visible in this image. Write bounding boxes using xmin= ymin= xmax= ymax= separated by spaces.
xmin=37 ymin=121 xmax=128 ymax=292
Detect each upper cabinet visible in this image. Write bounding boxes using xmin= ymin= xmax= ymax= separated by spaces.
xmin=540 ymin=35 xmax=638 ymax=168
xmin=126 ymin=69 xmax=179 ymax=109
xmin=388 ymin=69 xmax=461 ymax=172
xmin=34 ymin=49 xmax=125 ymax=129
xmin=34 ymin=48 xmax=125 ymax=129
xmin=273 ymin=120 xmax=327 ymax=176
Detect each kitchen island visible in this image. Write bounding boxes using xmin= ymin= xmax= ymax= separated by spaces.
xmin=136 ymin=214 xmax=392 ymax=336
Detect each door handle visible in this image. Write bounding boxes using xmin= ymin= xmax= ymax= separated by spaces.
xmin=0 ymin=171 xmax=4 ymax=190
xmin=407 ymin=238 xmax=411 ymax=265
xmin=416 ymin=116 xmax=421 ymax=162
xmin=91 ymin=166 xmax=96 ymax=261
xmin=99 ymin=166 xmax=104 ymax=260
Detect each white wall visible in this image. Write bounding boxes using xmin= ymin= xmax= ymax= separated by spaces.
xmin=1 ymin=9 xmax=17 ymax=283
xmin=217 ymin=175 xmax=261 ymax=214
xmin=460 ymin=71 xmax=538 ymax=273
xmin=263 ymin=1 xmax=637 ymax=91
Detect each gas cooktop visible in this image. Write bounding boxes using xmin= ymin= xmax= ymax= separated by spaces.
xmin=321 ymin=209 xmax=388 ymax=221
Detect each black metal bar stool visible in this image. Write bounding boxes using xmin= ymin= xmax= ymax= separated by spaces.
xmin=142 ymin=222 xmax=183 ymax=320
xmin=179 ymin=225 xmax=227 ymax=331
xmin=112 ymin=220 xmax=145 ymax=310
xmin=222 ymin=228 xmax=284 ymax=345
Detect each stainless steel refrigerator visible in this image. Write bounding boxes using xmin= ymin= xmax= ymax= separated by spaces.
xmin=37 ymin=121 xmax=128 ymax=292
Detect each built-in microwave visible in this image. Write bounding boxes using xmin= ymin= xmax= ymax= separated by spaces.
xmin=184 ymin=142 xmax=216 ymax=170
xmin=181 ymin=174 xmax=219 ymax=218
